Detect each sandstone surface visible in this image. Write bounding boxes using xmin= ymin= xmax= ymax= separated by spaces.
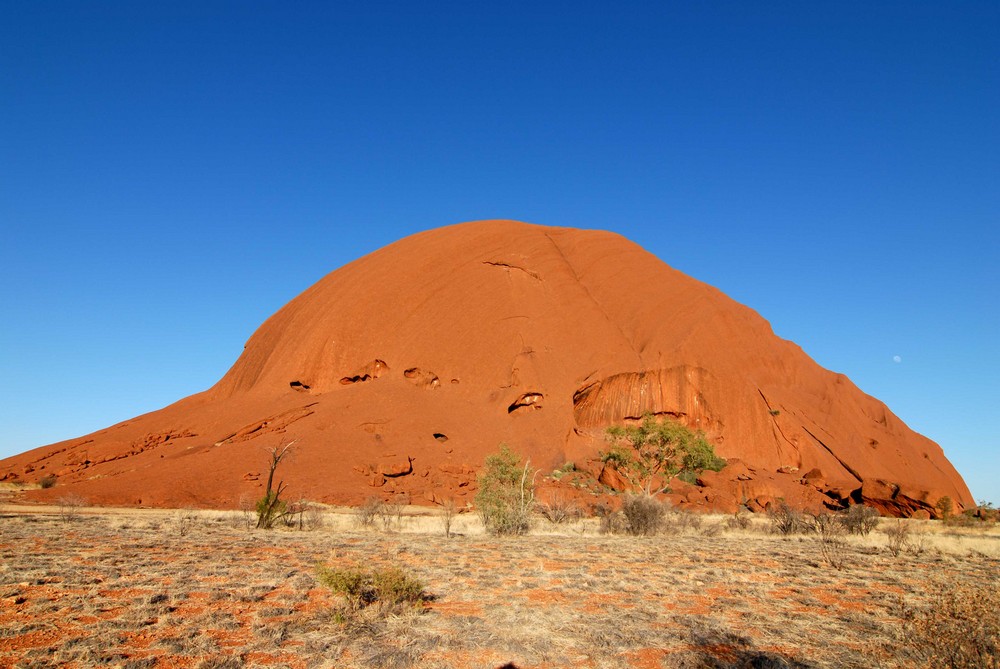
xmin=0 ymin=220 xmax=973 ymax=516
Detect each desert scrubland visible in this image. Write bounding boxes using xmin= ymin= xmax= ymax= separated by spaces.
xmin=1 ymin=504 xmax=998 ymax=669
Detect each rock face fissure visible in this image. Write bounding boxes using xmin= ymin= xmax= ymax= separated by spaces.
xmin=802 ymin=426 xmax=863 ymax=483
xmin=0 ymin=220 xmax=972 ymax=515
xmin=482 ymin=261 xmax=541 ymax=280
xmin=216 ymin=405 xmax=316 ymax=445
xmin=543 ymin=231 xmax=642 ymax=364
xmin=758 ymin=389 xmax=798 ymax=451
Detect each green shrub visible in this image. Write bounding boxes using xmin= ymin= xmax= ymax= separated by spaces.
xmin=676 ymin=469 xmax=698 ymax=485
xmin=601 ymin=413 xmax=725 ymax=495
xmin=935 ymin=495 xmax=954 ymax=520
xmin=316 ymin=564 xmax=425 ymax=613
xmin=255 ymin=491 xmax=286 ymax=530
xmin=680 ymin=437 xmax=727 ymax=475
xmin=475 ymin=445 xmax=535 ymax=536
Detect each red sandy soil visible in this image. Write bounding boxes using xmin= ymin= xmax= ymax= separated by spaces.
xmin=1 ymin=509 xmax=997 ymax=669
xmin=0 ymin=220 xmax=972 ymax=515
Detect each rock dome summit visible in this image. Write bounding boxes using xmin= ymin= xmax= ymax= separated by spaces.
xmin=0 ymin=220 xmax=973 ymax=516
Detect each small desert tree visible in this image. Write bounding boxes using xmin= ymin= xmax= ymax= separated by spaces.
xmin=475 ymin=444 xmax=535 ymax=535
xmin=256 ymin=440 xmax=295 ymax=529
xmin=600 ymin=413 xmax=725 ymax=496
xmin=935 ymin=495 xmax=954 ymax=520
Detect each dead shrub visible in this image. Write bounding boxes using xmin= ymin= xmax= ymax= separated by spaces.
xmin=884 ymin=520 xmax=910 ymax=557
xmin=38 ymin=475 xmax=57 ymax=489
xmin=809 ymin=513 xmax=849 ymax=570
xmin=194 ymin=657 xmax=243 ymax=669
xmin=892 ymin=581 xmax=1000 ymax=668
xmin=839 ymin=504 xmax=880 ymax=536
xmin=594 ymin=502 xmax=627 ymax=535
xmin=279 ymin=499 xmax=324 ymax=531
xmin=701 ymin=522 xmax=724 ymax=538
xmin=56 ymin=494 xmax=86 ymax=522
xmin=236 ymin=494 xmax=255 ymax=530
xmin=356 ymin=497 xmax=385 ymax=529
xmin=355 ymin=495 xmax=406 ymax=532
xmin=726 ymin=510 xmax=752 ymax=531
xmin=304 ymin=503 xmax=326 ymax=530
xmin=383 ymin=493 xmax=408 ymax=532
xmin=174 ymin=509 xmax=199 ymax=536
xmin=620 ymin=495 xmax=666 ymax=536
xmin=670 ymin=508 xmax=703 ymax=532
xmin=536 ymin=491 xmax=582 ymax=524
xmin=768 ymin=501 xmax=806 ymax=535
xmin=440 ymin=499 xmax=457 ymax=538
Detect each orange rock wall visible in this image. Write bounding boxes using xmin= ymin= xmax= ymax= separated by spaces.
xmin=0 ymin=221 xmax=973 ymax=516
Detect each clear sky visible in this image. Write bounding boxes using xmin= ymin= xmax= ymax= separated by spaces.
xmin=1 ymin=2 xmax=997 ymax=504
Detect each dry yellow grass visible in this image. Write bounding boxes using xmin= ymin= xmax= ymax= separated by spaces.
xmin=1 ymin=506 xmax=997 ymax=668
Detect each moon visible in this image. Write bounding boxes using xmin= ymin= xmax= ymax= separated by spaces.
xmin=893 ymin=355 xmax=902 ymax=363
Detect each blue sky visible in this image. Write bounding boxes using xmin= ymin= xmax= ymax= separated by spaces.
xmin=1 ymin=2 xmax=997 ymax=504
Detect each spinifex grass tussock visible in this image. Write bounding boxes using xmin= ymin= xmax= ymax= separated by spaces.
xmin=0 ymin=508 xmax=997 ymax=668
xmin=316 ymin=563 xmax=425 ymax=613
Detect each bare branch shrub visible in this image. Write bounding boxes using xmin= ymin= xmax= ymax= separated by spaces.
xmin=441 ymin=499 xmax=457 ymax=538
xmin=809 ymin=513 xmax=849 ymax=570
xmin=701 ymin=521 xmax=724 ymax=537
xmin=303 ymin=502 xmax=326 ymax=530
xmin=236 ymin=494 xmax=255 ymax=530
xmin=536 ymin=491 xmax=582 ymax=524
xmin=670 ymin=508 xmax=703 ymax=532
xmin=56 ymin=494 xmax=86 ymax=522
xmin=726 ymin=510 xmax=752 ymax=531
xmin=839 ymin=504 xmax=880 ymax=536
xmin=594 ymin=502 xmax=626 ymax=535
xmin=381 ymin=494 xmax=407 ymax=532
xmin=356 ymin=496 xmax=385 ymax=529
xmin=175 ymin=508 xmax=198 ymax=536
xmin=884 ymin=520 xmax=910 ymax=557
xmin=768 ymin=501 xmax=806 ymax=535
